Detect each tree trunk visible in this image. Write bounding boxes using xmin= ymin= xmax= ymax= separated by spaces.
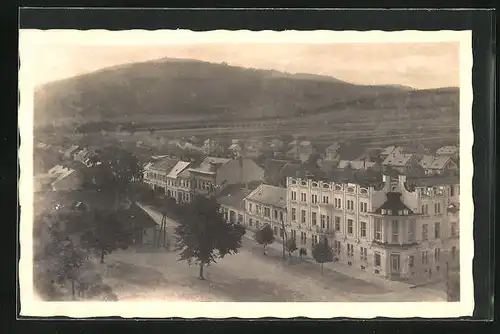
xmin=100 ymin=250 xmax=105 ymax=264
xmin=199 ymin=263 xmax=205 ymax=280
xmin=321 ymin=263 xmax=324 ymax=275
xmin=263 ymin=244 xmax=267 ymax=255
xmin=71 ymin=279 xmax=76 ymax=300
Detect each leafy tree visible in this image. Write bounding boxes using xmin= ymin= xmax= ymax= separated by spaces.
xmin=78 ymin=210 xmax=132 ymax=263
xmin=255 ymin=224 xmax=275 ymax=255
xmin=37 ymin=212 xmax=90 ymax=300
xmin=86 ymin=145 xmax=142 ymax=198
xmin=312 ymin=238 xmax=334 ymax=275
xmin=285 ymin=237 xmax=297 ymax=258
xmin=174 ymin=196 xmax=246 ymax=280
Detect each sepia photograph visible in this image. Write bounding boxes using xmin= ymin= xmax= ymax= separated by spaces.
xmin=18 ymin=29 xmax=473 ymax=318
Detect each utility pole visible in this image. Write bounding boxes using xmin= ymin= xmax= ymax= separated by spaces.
xmin=281 ymin=220 xmax=286 ymax=260
xmin=445 ymin=261 xmax=450 ymax=301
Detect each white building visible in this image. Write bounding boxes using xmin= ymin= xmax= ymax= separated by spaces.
xmin=245 ymin=184 xmax=287 ymax=238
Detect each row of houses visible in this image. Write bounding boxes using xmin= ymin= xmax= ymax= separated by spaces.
xmin=216 ymin=172 xmax=460 ymax=284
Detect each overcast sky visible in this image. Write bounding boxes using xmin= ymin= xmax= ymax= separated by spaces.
xmin=32 ymin=42 xmax=459 ymax=89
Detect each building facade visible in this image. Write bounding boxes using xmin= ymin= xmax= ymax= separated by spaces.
xmin=285 ymin=173 xmax=460 ymax=282
xmin=244 ymin=184 xmax=287 ymax=239
xmin=143 ymin=157 xmax=179 ymax=193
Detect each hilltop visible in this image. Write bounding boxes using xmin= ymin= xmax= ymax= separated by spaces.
xmin=33 ymin=58 xmax=459 ymax=148
xmin=34 ymin=58 xmax=432 ymax=125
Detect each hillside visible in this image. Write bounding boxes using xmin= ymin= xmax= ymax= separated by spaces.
xmin=35 ymin=58 xmax=423 ymax=127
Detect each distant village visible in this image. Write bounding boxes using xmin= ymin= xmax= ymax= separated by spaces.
xmin=34 ymin=135 xmax=460 ymax=286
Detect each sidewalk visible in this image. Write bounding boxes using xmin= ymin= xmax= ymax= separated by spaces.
xmin=244 ymin=233 xmax=413 ymax=292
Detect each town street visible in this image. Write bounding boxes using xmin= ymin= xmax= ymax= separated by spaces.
xmin=96 ymin=203 xmax=445 ymax=302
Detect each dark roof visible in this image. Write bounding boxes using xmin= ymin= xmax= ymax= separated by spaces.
xmin=374 ymin=192 xmax=414 ymax=216
xmin=114 ymin=203 xmax=158 ymax=229
xmin=216 ymin=188 xmax=253 ymax=211
xmin=148 ymin=157 xmax=179 ymax=172
xmin=407 ymin=174 xmax=459 ymax=187
xmin=338 ymin=143 xmax=368 ymax=161
xmin=262 ymin=159 xmax=302 ymax=186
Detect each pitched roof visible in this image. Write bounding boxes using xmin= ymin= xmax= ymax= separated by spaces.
xmin=114 ymin=202 xmax=158 ymax=229
xmin=167 ymin=161 xmax=191 ymax=179
xmin=406 ymin=174 xmax=459 ymax=187
xmin=419 ymin=155 xmax=436 ymax=169
xmin=262 ymin=159 xmax=302 ymax=185
xmin=148 ymin=157 xmax=179 ymax=172
xmin=228 ymin=143 xmax=242 ymax=151
xmin=380 ymin=146 xmax=396 ymax=155
xmin=382 ymin=153 xmax=414 ymax=167
xmin=337 ymin=160 xmax=376 ymax=170
xmin=326 ymin=143 xmax=341 ymax=151
xmin=299 ymin=140 xmax=312 ymax=146
xmin=216 ymin=188 xmax=253 ymax=211
xmin=436 ymin=145 xmax=458 ymax=155
xmin=429 ymin=156 xmax=454 ymax=170
xmin=203 ymin=157 xmax=231 ymax=165
xmin=374 ymin=192 xmax=414 ymax=216
xmin=246 ymin=184 xmax=287 ymax=208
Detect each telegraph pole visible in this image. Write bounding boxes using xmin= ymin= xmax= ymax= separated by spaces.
xmin=445 ymin=261 xmax=450 ymax=301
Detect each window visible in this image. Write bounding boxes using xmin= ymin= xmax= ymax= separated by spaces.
xmin=264 ymin=208 xmax=270 ymax=217
xmin=347 ymin=200 xmax=354 ymax=211
xmin=300 ymin=232 xmax=307 ymax=244
xmin=291 ymin=229 xmax=297 ymax=240
xmin=279 ymin=211 xmax=284 ymax=222
xmin=291 ymin=191 xmax=297 ymax=201
xmin=408 ymin=219 xmax=416 ymax=242
xmin=256 ymin=205 xmax=261 ymax=214
xmin=301 ymin=193 xmax=307 ymax=202
xmin=374 ymin=218 xmax=382 ymax=241
xmin=421 ymin=204 xmax=428 ymax=215
xmin=422 ymin=224 xmax=428 ymax=240
xmin=334 ymin=198 xmax=342 ymax=209
xmin=347 ymin=219 xmax=354 ymax=234
xmin=323 ymin=196 xmax=329 ymax=204
xmin=360 ymin=202 xmax=368 ymax=213
xmin=312 ymin=235 xmax=319 ymax=246
xmin=450 ymin=186 xmax=455 ymax=197
xmin=374 ymin=252 xmax=381 ymax=267
xmin=347 ymin=244 xmax=354 ymax=257
xmin=291 ymin=208 xmax=296 ymax=221
xmin=311 ymin=212 xmax=317 ymax=226
xmin=273 ymin=210 xmax=278 ymax=220
xmin=249 ymin=203 xmax=253 ymax=213
xmin=360 ymin=221 xmax=367 ymax=238
xmin=326 ymin=215 xmax=331 ymax=230
xmin=434 ymin=222 xmax=441 ymax=238
xmin=451 ymin=222 xmax=457 ymax=237
xmin=301 ymin=210 xmax=306 ymax=223
xmin=320 ymin=214 xmax=326 ymax=228
xmin=238 ymin=214 xmax=243 ymax=223
xmin=391 ymin=253 xmax=401 ymax=272
xmin=311 ymin=194 xmax=318 ymax=204
xmin=434 ymin=202 xmax=441 ymax=214
xmin=421 ymin=251 xmax=429 ymax=265
xmin=408 ymin=255 xmax=414 ymax=268
xmin=434 ymin=248 xmax=441 ymax=261
xmin=391 ymin=220 xmax=399 ymax=243
xmin=249 ymin=218 xmax=253 ymax=227
xmin=335 ymin=216 xmax=341 ymax=231
xmin=334 ymin=241 xmax=341 ymax=254
xmin=451 ymin=246 xmax=457 ymax=260
xmin=360 ymin=246 xmax=367 ymax=261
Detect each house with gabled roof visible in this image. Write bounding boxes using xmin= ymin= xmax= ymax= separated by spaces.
xmin=143 ymin=156 xmax=179 ymax=193
xmin=419 ymin=155 xmax=458 ymax=175
xmin=217 ymin=187 xmax=253 ymax=225
xmin=382 ymin=151 xmax=420 ymax=174
xmin=436 ymin=145 xmax=459 ymax=158
xmin=324 ymin=142 xmax=341 ymax=162
xmin=244 ymin=184 xmax=287 ymax=237
xmin=165 ymin=160 xmax=192 ymax=203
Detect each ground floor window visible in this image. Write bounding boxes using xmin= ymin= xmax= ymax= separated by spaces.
xmin=312 ymin=234 xmax=318 ymax=246
xmin=390 ymin=253 xmax=400 ymax=273
xmin=300 ymin=232 xmax=307 ymax=244
xmin=347 ymin=243 xmax=354 ymax=257
xmin=374 ymin=252 xmax=381 ymax=267
xmin=334 ymin=241 xmax=341 ymax=255
xmin=273 ymin=226 xmax=278 ymax=235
